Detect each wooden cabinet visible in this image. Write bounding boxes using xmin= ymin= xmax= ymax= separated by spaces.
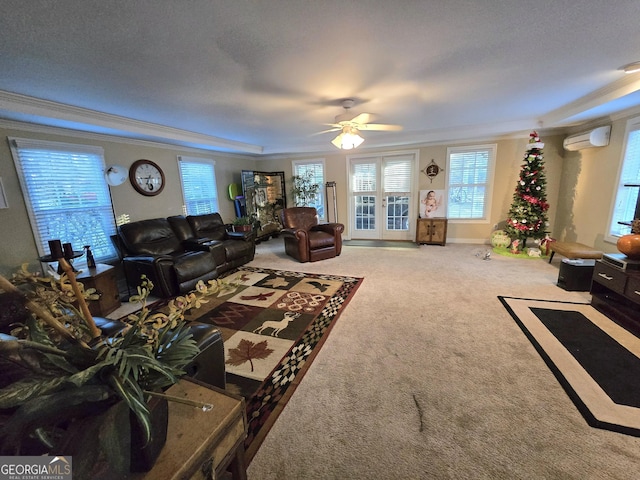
xmin=416 ymin=218 xmax=447 ymax=245
xmin=75 ymin=264 xmax=121 ymax=317
xmin=590 ymin=260 xmax=640 ymax=334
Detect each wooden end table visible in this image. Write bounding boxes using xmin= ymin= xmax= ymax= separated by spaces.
xmin=133 ymin=378 xmax=248 ymax=480
xmin=75 ymin=264 xmax=121 ymax=316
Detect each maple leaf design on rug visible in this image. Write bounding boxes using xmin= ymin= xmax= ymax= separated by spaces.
xmin=227 ymin=338 xmax=274 ymax=372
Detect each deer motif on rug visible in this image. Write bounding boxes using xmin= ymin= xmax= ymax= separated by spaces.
xmin=253 ymin=311 xmax=301 ymax=337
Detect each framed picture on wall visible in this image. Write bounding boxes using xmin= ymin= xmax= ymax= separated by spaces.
xmin=419 ymin=189 xmax=445 ymax=218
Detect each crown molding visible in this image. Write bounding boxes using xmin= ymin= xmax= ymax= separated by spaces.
xmin=0 ymin=118 xmax=257 ymax=160
xmin=0 ymin=90 xmax=263 ymax=155
xmin=540 ymin=74 xmax=640 ymax=126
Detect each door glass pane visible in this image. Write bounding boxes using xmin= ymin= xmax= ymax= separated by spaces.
xmin=355 ymin=195 xmax=376 ymax=230
xmin=386 ymin=195 xmax=409 ymax=231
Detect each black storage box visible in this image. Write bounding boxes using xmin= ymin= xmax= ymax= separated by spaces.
xmin=557 ymin=259 xmax=596 ymax=291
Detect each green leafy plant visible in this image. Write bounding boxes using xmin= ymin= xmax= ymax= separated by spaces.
xmin=232 ymin=216 xmax=252 ymax=226
xmin=0 ymin=265 xmax=225 ymax=455
xmin=292 ymin=171 xmax=320 ymax=207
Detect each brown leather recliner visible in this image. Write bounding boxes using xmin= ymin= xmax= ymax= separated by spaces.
xmin=279 ymin=207 xmax=344 ymax=262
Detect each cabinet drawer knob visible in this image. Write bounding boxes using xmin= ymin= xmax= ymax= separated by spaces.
xmin=598 ymin=273 xmax=613 ymax=281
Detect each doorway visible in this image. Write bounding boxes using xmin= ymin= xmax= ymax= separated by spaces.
xmin=348 ymin=151 xmax=418 ymax=240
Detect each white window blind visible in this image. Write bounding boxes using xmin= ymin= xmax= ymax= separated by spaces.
xmin=447 ymin=146 xmax=495 ymax=220
xmin=293 ymin=159 xmax=325 ymax=219
xmin=609 ymin=120 xmax=640 ymax=237
xmin=383 ymin=157 xmax=412 ymax=193
xmin=178 ymin=156 xmax=219 ymax=215
xmin=352 ymin=162 xmax=377 ymax=192
xmin=10 ymin=137 xmax=118 ymax=263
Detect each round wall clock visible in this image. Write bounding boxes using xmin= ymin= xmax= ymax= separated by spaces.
xmin=129 ymin=159 xmax=165 ymax=196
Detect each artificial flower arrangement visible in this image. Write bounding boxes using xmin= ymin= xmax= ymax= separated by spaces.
xmin=0 ymin=262 xmax=226 ymax=465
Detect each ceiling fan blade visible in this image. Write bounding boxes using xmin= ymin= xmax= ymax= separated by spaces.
xmin=311 ymin=127 xmax=342 ymax=136
xmin=350 ymin=112 xmax=372 ymax=124
xmin=358 ymin=123 xmax=403 ymax=131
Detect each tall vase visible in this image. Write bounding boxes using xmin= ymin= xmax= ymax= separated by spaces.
xmin=617 ymin=234 xmax=640 ymax=260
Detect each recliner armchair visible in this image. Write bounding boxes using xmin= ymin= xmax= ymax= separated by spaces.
xmin=279 ymin=207 xmax=344 ymax=262
xmin=117 ymin=218 xmax=219 ymax=298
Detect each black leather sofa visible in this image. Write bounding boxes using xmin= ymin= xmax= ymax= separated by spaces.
xmin=168 ymin=213 xmax=256 ymax=273
xmin=117 ymin=214 xmax=255 ymax=299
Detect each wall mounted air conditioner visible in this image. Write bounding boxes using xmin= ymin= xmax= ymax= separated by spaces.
xmin=563 ymin=125 xmax=611 ymax=151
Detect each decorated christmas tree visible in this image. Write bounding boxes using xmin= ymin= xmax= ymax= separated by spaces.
xmin=504 ymin=131 xmax=550 ymax=251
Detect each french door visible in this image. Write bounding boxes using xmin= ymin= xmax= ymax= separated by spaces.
xmin=348 ymin=152 xmax=417 ymax=240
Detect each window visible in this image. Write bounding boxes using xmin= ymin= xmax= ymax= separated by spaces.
xmin=608 ymin=116 xmax=640 ymax=239
xmin=178 ymin=156 xmax=219 ymax=215
xmin=9 ymin=137 xmax=118 ymax=264
xmin=446 ymin=145 xmax=496 ymax=221
xmin=292 ymin=159 xmax=325 ymax=219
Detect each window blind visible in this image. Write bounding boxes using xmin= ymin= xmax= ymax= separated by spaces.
xmin=383 ymin=157 xmax=412 ymax=193
xmin=352 ymin=162 xmax=377 ymax=192
xmin=10 ymin=137 xmax=117 ymax=262
xmin=610 ymin=123 xmax=640 ymax=236
xmin=448 ymin=148 xmax=491 ymax=219
xmin=178 ymin=156 xmax=219 ymax=215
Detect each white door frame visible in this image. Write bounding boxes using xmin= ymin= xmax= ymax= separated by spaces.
xmin=346 ymin=149 xmax=419 ymax=240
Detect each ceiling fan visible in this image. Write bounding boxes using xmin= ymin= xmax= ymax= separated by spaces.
xmin=316 ymin=99 xmax=403 ymax=150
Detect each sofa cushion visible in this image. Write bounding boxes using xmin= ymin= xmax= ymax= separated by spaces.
xmin=187 ymin=213 xmax=227 ymax=241
xmin=173 ymin=252 xmax=218 ymax=285
xmin=119 ymin=218 xmax=183 ymax=256
xmin=167 ymin=215 xmax=195 ymax=242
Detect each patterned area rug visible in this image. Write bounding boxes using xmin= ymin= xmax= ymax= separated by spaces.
xmin=499 ymin=296 xmax=640 ymax=437
xmin=185 ymin=266 xmax=363 ymax=461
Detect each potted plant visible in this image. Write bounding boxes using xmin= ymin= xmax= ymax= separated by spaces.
xmin=232 ymin=215 xmax=253 ymax=232
xmin=0 ymin=263 xmax=225 ymax=475
xmin=292 ymin=171 xmax=320 ymax=207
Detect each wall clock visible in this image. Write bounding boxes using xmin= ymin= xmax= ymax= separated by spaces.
xmin=129 ymin=159 xmax=165 ymax=196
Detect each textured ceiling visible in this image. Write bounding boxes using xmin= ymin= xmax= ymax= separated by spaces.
xmin=1 ymin=0 xmax=640 ymax=155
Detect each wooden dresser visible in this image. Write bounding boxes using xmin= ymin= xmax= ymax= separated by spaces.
xmin=590 ymin=259 xmax=640 ymax=334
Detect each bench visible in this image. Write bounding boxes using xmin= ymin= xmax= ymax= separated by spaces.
xmin=548 ymin=241 xmax=603 ymax=263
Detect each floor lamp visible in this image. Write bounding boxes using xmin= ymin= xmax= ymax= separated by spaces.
xmin=325 ymin=181 xmax=337 ymax=223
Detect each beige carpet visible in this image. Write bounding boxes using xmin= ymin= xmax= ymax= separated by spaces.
xmin=243 ymin=241 xmax=640 ymax=479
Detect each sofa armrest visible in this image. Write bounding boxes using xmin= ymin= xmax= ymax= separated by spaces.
xmin=226 ymin=231 xmax=254 ymax=241
xmin=280 ymin=228 xmax=309 ymax=242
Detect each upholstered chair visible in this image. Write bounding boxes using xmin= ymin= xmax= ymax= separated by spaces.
xmin=279 ymin=207 xmax=344 ymax=262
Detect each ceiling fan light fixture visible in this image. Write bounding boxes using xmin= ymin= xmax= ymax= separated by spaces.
xmin=331 ymin=127 xmax=364 ymax=150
